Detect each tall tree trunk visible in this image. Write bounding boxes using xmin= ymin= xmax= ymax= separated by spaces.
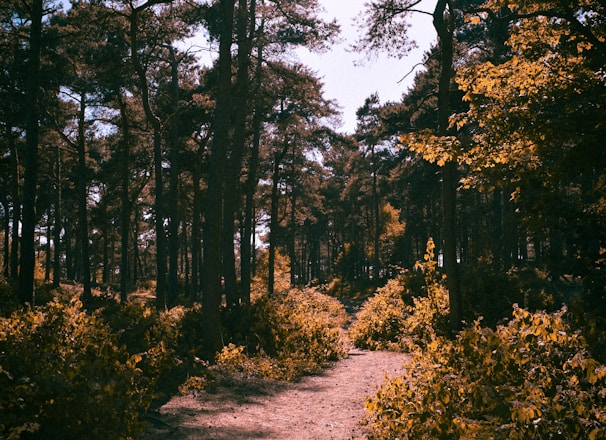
xmin=118 ymin=94 xmax=131 ymax=302
xmin=289 ymin=191 xmax=297 ymax=286
xmin=203 ymin=0 xmax=236 ymax=354
xmin=77 ymin=92 xmax=92 ymax=302
xmin=18 ymin=0 xmax=43 ymax=305
xmin=222 ymin=0 xmax=256 ymax=309
xmin=434 ymin=0 xmax=462 ymax=332
xmin=2 ymin=198 xmax=8 ymax=278
xmin=52 ymin=145 xmax=62 ymax=287
xmin=268 ymin=141 xmax=289 ymax=296
xmin=191 ymin=151 xmax=202 ymax=299
xmin=132 ymin=208 xmax=140 ymax=284
xmin=241 ymin=30 xmax=263 ymax=305
xmin=371 ymin=145 xmax=381 ymax=283
xmin=153 ymin=128 xmax=168 ymax=309
xmin=8 ymin=129 xmax=20 ymax=281
xmin=101 ymin=198 xmax=109 ymax=285
xmin=168 ymin=46 xmax=180 ymax=307
xmin=268 ymin=159 xmax=280 ymax=297
xmin=130 ymin=8 xmax=167 ymax=308
xmin=2 ymin=198 xmax=8 ymax=277
xmin=492 ymin=188 xmax=501 ymax=264
xmin=45 ymin=217 xmax=51 ymax=281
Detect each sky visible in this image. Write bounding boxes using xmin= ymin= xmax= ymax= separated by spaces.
xmin=297 ymin=0 xmax=437 ymax=134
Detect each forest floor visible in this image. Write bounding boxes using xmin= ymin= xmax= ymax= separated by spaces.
xmin=142 ymin=347 xmax=409 ymax=440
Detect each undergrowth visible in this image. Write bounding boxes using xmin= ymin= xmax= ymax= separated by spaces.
xmin=0 ymin=298 xmax=150 ymax=439
xmin=212 ymin=287 xmax=349 ymax=381
xmin=348 ymin=238 xmax=450 ymax=352
xmin=363 ymin=306 xmax=606 ymax=439
xmin=0 ymin=285 xmax=206 ymax=439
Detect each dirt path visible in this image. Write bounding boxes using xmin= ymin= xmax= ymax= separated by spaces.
xmin=142 ymin=348 xmax=409 ymax=440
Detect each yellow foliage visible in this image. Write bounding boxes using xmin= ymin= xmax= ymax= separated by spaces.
xmin=363 ymin=305 xmax=606 ymax=439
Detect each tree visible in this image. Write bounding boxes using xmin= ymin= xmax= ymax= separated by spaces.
xmin=356 ymin=93 xmax=385 ymax=283
xmin=261 ymin=62 xmax=336 ymax=295
xmin=357 ymin=0 xmax=464 ymax=331
xmin=18 ymin=0 xmax=44 ymax=305
xmin=202 ymin=0 xmax=236 ymax=352
xmin=455 ymin=0 xmax=606 ymax=284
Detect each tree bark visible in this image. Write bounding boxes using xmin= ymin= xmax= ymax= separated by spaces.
xmin=222 ymin=0 xmax=257 ymax=310
xmin=168 ymin=46 xmax=181 ymax=307
xmin=241 ymin=29 xmax=263 ymax=305
xmin=18 ymin=0 xmax=43 ymax=305
xmin=52 ymin=145 xmax=62 ymax=288
xmin=1 ymin=197 xmax=8 ymax=278
xmin=268 ymin=141 xmax=289 ymax=296
xmin=129 ymin=7 xmax=167 ymax=308
xmin=433 ymin=0 xmax=462 ymax=332
xmin=191 ymin=145 xmax=203 ymax=299
xmin=9 ymin=129 xmax=20 ymax=281
xmin=371 ymin=145 xmax=381 ymax=284
xmin=268 ymin=159 xmax=280 ymax=297
xmin=203 ymin=0 xmax=236 ymax=354
xmin=77 ymin=92 xmax=92 ymax=302
xmin=118 ymin=94 xmax=131 ymax=302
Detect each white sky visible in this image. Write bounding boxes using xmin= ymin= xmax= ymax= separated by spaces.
xmin=297 ymin=0 xmax=437 ymax=134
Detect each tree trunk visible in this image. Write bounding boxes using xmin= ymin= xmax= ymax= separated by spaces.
xmin=268 ymin=141 xmax=289 ymax=296
xmin=118 ymin=95 xmax=130 ymax=302
xmin=168 ymin=46 xmax=180 ymax=307
xmin=77 ymin=92 xmax=92 ymax=302
xmin=44 ymin=222 xmax=51 ymax=282
xmin=191 ymin=152 xmax=202 ymax=300
xmin=18 ymin=0 xmax=43 ymax=305
xmin=289 ymin=190 xmax=297 ymax=286
xmin=2 ymin=198 xmax=8 ymax=278
xmin=101 ymin=198 xmax=109 ymax=285
xmin=433 ymin=0 xmax=462 ymax=333
xmin=8 ymin=128 xmax=20 ymax=281
xmin=371 ymin=145 xmax=381 ymax=283
xmin=153 ymin=127 xmax=168 ymax=309
xmin=203 ymin=0 xmax=236 ymax=354
xmin=268 ymin=159 xmax=280 ymax=297
xmin=2 ymin=197 xmax=8 ymax=277
xmin=222 ymin=0 xmax=256 ymax=309
xmin=241 ymin=31 xmax=263 ymax=305
xmin=52 ymin=145 xmax=62 ymax=287
xmin=129 ymin=8 xmax=167 ymax=308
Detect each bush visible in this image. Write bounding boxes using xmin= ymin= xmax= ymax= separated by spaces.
xmin=348 ymin=276 xmax=409 ymax=351
xmin=364 ymin=306 xmax=606 ymax=439
xmin=218 ymin=287 xmax=348 ymax=380
xmin=0 ymin=299 xmax=149 ymax=439
xmin=97 ymin=301 xmax=182 ymax=397
xmin=349 ymin=238 xmax=450 ymax=352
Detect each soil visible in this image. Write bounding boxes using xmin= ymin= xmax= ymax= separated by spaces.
xmin=141 ymin=347 xmax=410 ymax=440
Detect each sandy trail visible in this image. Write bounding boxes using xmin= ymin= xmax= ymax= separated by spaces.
xmin=142 ymin=348 xmax=409 ymax=440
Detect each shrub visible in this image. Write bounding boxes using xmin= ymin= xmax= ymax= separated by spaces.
xmin=349 ymin=238 xmax=450 ymax=352
xmin=364 ymin=306 xmax=606 ymax=439
xmin=0 ymin=276 xmax=18 ymax=317
xmin=98 ymin=301 xmax=182 ymax=395
xmin=0 ymin=299 xmax=149 ymax=439
xmin=218 ymin=287 xmax=348 ymax=380
xmin=348 ymin=276 xmax=409 ymax=351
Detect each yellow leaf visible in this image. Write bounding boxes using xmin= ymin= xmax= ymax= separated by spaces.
xmin=127 ymin=354 xmax=143 ymax=369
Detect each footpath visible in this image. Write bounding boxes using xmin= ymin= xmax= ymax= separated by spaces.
xmin=142 ymin=348 xmax=409 ymax=440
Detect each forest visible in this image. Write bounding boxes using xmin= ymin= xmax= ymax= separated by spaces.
xmin=1 ymin=0 xmax=605 ymax=438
